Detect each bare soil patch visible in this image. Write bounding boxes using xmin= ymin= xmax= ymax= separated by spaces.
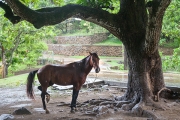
xmin=0 ymin=84 xmax=180 ymax=120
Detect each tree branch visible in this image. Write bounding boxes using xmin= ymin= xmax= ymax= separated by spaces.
xmin=5 ymin=0 xmax=118 ymax=35
xmin=6 ymin=31 xmax=23 ymax=67
xmin=145 ymin=0 xmax=171 ymax=54
xmin=0 ymin=1 xmax=21 ymax=24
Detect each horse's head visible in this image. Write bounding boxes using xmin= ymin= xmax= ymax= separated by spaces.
xmin=89 ymin=52 xmax=100 ymax=73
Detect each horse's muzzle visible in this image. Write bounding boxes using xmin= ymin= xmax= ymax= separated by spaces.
xmin=95 ymin=67 xmax=100 ymax=73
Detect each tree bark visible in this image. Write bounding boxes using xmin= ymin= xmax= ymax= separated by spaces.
xmin=1 ymin=46 xmax=6 ymax=78
xmin=114 ymin=0 xmax=171 ymax=112
xmin=123 ymin=47 xmax=128 ymax=70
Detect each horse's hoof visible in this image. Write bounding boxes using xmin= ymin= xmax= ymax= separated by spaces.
xmin=74 ymin=108 xmax=78 ymax=112
xmin=46 ymin=95 xmax=50 ymax=103
xmin=46 ymin=109 xmax=50 ymax=114
xmin=70 ymin=109 xmax=75 ymax=113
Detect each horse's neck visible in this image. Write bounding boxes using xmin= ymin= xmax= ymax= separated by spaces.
xmin=83 ymin=56 xmax=93 ymax=74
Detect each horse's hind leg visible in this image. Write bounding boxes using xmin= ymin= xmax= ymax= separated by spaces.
xmin=38 ymin=86 xmax=50 ymax=103
xmin=46 ymin=81 xmax=54 ymax=102
xmin=41 ymin=87 xmax=49 ymax=114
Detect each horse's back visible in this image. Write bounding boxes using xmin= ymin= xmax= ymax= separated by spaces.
xmin=37 ymin=64 xmax=76 ymax=85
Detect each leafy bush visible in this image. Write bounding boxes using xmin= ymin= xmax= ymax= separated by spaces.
xmin=161 ymin=0 xmax=180 ymax=48
xmin=162 ymin=48 xmax=180 ymax=71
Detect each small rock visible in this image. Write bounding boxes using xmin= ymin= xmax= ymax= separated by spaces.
xmin=59 ymin=110 xmax=63 ymax=112
xmin=175 ymin=99 xmax=180 ymax=103
xmin=93 ymin=88 xmax=102 ymax=92
xmin=110 ymin=66 xmax=119 ymax=70
xmin=92 ymin=106 xmax=99 ymax=112
xmin=101 ymin=85 xmax=108 ymax=87
xmin=93 ymin=106 xmax=109 ymax=114
xmin=117 ymin=61 xmax=124 ymax=64
xmin=0 ymin=114 xmax=14 ymax=120
xmin=57 ymin=102 xmax=70 ymax=106
xmin=114 ymin=107 xmax=118 ymax=111
xmin=106 ymin=60 xmax=111 ymax=62
xmin=12 ymin=107 xmax=31 ymax=115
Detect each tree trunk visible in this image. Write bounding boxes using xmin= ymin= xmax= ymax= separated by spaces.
xmin=114 ymin=1 xmax=171 ymax=114
xmin=123 ymin=47 xmax=128 ymax=70
xmin=1 ymin=46 xmax=6 ymax=78
xmin=115 ymin=41 xmax=165 ymax=117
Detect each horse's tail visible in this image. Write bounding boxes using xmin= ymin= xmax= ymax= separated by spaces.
xmin=26 ymin=70 xmax=38 ymax=99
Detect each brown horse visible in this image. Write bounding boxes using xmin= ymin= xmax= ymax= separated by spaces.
xmin=26 ymin=52 xmax=100 ymax=113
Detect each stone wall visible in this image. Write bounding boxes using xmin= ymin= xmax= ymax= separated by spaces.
xmin=48 ymin=44 xmax=173 ymax=57
xmin=54 ymin=33 xmax=110 ymax=44
xmin=48 ymin=44 xmax=123 ymax=57
xmin=47 ymin=33 xmax=173 ymax=57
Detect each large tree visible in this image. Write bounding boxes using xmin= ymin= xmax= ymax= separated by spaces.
xmin=0 ymin=0 xmax=173 ymax=117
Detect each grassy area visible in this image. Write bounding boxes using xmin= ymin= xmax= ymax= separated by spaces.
xmin=159 ymin=39 xmax=179 ymax=48
xmin=106 ymin=59 xmax=121 ymax=66
xmin=93 ymin=37 xmax=122 ymax=46
xmin=0 ymin=74 xmax=28 ymax=88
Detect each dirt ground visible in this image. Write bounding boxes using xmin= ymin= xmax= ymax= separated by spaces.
xmin=1 ymin=84 xmax=180 ymax=120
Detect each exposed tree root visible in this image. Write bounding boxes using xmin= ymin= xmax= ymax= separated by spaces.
xmin=155 ymin=87 xmax=171 ymax=102
xmin=54 ymin=87 xmax=176 ymax=119
xmin=115 ymin=100 xmax=131 ymax=107
xmin=66 ymin=95 xmax=170 ymax=119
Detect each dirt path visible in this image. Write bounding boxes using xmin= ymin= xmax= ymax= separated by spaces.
xmin=0 ymin=85 xmax=148 ymax=120
xmin=1 ymin=84 xmax=180 ymax=120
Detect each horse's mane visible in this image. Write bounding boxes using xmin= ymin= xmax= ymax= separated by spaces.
xmin=70 ymin=55 xmax=90 ymax=72
xmin=76 ymin=53 xmax=98 ymax=66
xmin=78 ymin=55 xmax=90 ymax=65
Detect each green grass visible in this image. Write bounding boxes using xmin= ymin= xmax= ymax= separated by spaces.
xmin=106 ymin=60 xmax=121 ymax=66
xmin=70 ymin=56 xmax=86 ymax=59
xmin=93 ymin=37 xmax=122 ymax=46
xmin=159 ymin=39 xmax=179 ymax=48
xmin=0 ymin=74 xmax=28 ymax=88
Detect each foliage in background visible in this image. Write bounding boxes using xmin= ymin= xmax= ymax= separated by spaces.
xmin=75 ymin=0 xmax=120 ymax=14
xmin=160 ymin=0 xmax=180 ymax=72
xmin=0 ymin=2 xmax=56 ymax=76
xmin=54 ymin=18 xmax=108 ymax=36
xmin=162 ymin=48 xmax=180 ymax=72
xmin=94 ymin=34 xmax=122 ymax=46
xmin=161 ymin=0 xmax=180 ymax=48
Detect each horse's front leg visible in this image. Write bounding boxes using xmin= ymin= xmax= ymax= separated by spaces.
xmin=70 ymin=89 xmax=79 ymax=112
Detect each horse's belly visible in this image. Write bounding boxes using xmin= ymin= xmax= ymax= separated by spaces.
xmin=53 ymin=77 xmax=72 ymax=86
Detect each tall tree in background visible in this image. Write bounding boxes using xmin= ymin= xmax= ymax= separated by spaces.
xmin=0 ymin=0 xmax=173 ymax=116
